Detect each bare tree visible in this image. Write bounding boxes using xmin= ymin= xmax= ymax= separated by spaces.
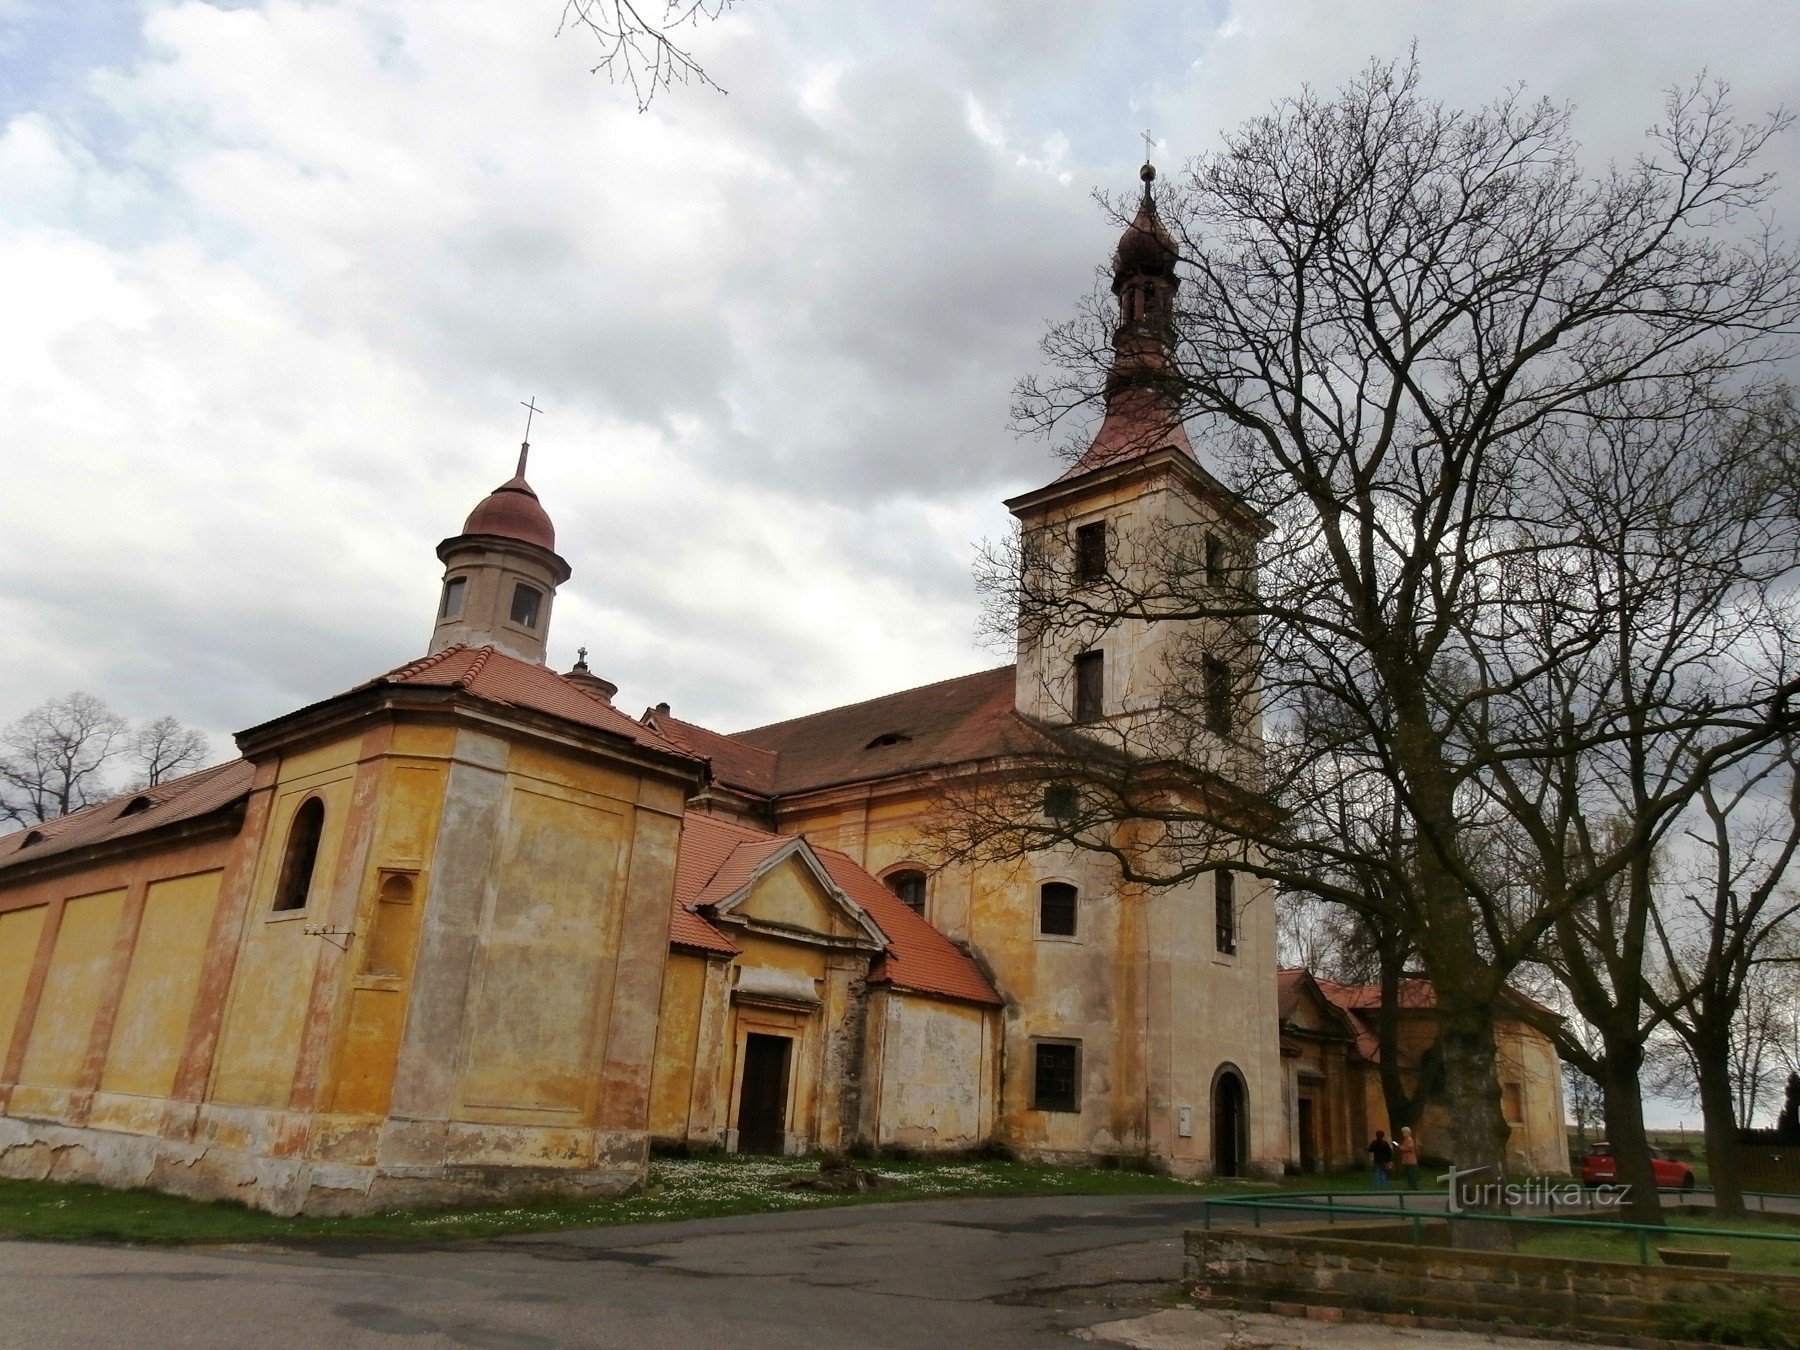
xmin=559 ymin=0 xmax=733 ymax=111
xmin=1644 ymin=751 xmax=1800 ymax=1209
xmin=0 ymin=694 xmax=211 ymax=827
xmin=0 ymin=692 xmax=128 ymax=826
xmin=939 ymin=58 xmax=1800 ymax=1213
xmin=131 ymin=716 xmax=210 ymax=790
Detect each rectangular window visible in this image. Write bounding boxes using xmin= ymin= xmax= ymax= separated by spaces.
xmin=1039 ymin=882 xmax=1078 ymax=937
xmin=1074 ymin=650 xmax=1105 ymax=723
xmin=1205 ymin=532 xmax=1227 ymax=588
xmin=1032 ymin=1040 xmax=1081 ymax=1113
xmin=1215 ymin=870 xmax=1237 ymax=954
xmin=1204 ymin=658 xmax=1232 ymax=736
xmin=509 ymin=583 xmax=543 ymax=629
xmin=1043 ymin=783 xmax=1077 ymax=821
xmin=439 ymin=576 xmax=467 ymax=619
xmin=1075 ymin=520 xmax=1108 ymax=583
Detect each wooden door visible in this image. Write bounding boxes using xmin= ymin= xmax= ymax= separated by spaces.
xmin=736 ymin=1033 xmax=792 ymax=1155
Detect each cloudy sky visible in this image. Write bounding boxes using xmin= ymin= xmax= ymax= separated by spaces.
xmin=3 ymin=0 xmax=1796 ymax=761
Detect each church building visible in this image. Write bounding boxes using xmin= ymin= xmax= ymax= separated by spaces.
xmin=0 ymin=167 xmax=1284 ymax=1214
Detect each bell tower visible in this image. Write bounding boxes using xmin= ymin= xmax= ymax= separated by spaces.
xmin=1005 ymin=161 xmax=1267 ymax=765
xmin=428 ymin=440 xmax=572 ymax=664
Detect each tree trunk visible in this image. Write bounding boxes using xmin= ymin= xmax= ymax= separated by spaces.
xmin=1599 ymin=1048 xmax=1666 ymax=1228
xmin=1693 ymin=1025 xmax=1745 ymax=1216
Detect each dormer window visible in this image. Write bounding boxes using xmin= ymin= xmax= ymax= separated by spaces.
xmin=1075 ymin=520 xmax=1108 ymax=583
xmin=1074 ymin=651 xmax=1104 ymax=723
xmin=865 ymin=731 xmax=912 ymax=749
xmin=439 ymin=576 xmax=467 ymax=620
xmin=509 ymin=583 xmax=542 ymax=629
xmin=119 ymin=796 xmax=153 ymax=817
xmin=19 ymin=830 xmax=45 ymax=848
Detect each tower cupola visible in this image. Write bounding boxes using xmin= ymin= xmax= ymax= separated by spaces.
xmin=428 ymin=441 xmax=571 ymax=664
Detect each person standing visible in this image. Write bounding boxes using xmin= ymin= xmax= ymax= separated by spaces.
xmin=1367 ymin=1130 xmax=1393 ymax=1188
xmin=1397 ymin=1126 xmax=1420 ymax=1189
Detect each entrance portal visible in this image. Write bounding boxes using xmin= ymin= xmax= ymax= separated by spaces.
xmin=1298 ymin=1095 xmax=1318 ymax=1172
xmin=1213 ymin=1068 xmax=1248 ymax=1178
xmin=736 ymin=1033 xmax=792 ymax=1155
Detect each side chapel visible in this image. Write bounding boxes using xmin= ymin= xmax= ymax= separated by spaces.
xmin=0 ymin=166 xmax=1285 ymax=1213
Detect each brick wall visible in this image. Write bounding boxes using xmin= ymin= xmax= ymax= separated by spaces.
xmin=1186 ymin=1224 xmax=1800 ymax=1342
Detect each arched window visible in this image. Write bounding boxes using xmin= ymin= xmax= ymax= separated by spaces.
xmin=885 ymin=868 xmax=927 ymax=915
xmin=272 ymin=797 xmax=325 ymax=912
xmin=1039 ymin=881 xmax=1077 ymax=937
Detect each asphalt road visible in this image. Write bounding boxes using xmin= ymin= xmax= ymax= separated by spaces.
xmin=0 ymin=1193 xmax=1576 ymax=1349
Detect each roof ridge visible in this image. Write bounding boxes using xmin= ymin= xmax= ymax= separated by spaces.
xmin=456 ymin=646 xmax=493 ymax=690
xmin=728 ymin=664 xmax=1016 ymax=738
xmin=383 ymin=644 xmax=467 ymax=684
xmin=655 ymin=712 xmax=780 ymax=759
xmin=687 ymin=810 xmax=788 ymax=846
xmin=0 ymin=756 xmax=245 ymax=843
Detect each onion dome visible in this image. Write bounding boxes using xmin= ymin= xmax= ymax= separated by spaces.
xmin=1112 ymin=162 xmax=1178 ymax=283
xmin=461 ymin=447 xmax=556 ymax=551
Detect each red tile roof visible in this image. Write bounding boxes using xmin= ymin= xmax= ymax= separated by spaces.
xmin=814 ymin=848 xmax=1001 ymax=1006
xmin=667 ymin=811 xmax=999 ymax=1005
xmin=342 ymin=645 xmax=702 ymax=767
xmin=0 ymin=759 xmax=253 ymax=876
xmin=1055 ymin=387 xmax=1197 ymax=484
xmin=1298 ymin=971 xmax=1561 ymax=1066
xmin=645 ymin=711 xmax=779 ymax=796
xmin=722 ymin=665 xmax=1053 ymax=797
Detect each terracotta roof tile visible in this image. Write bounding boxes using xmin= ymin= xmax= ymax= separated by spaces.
xmin=644 ymin=712 xmax=779 ymax=796
xmin=1055 ymin=388 xmax=1197 ymax=484
xmin=667 ymin=811 xmax=998 ymax=1005
xmin=349 ymin=645 xmax=701 ymax=767
xmin=0 ymin=759 xmax=253 ymax=876
xmin=724 ymin=666 xmax=1052 ymax=796
xmin=1303 ymin=971 xmax=1561 ymax=1066
xmin=815 ymin=848 xmax=1002 ymax=1006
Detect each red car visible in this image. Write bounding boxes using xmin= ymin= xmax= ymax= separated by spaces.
xmin=1580 ymin=1143 xmax=1696 ymax=1190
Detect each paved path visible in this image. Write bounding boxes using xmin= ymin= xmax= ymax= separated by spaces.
xmin=0 ymin=1194 xmax=1575 ymax=1349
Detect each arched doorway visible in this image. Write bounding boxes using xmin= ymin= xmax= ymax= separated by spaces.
xmin=1212 ymin=1066 xmax=1248 ymax=1178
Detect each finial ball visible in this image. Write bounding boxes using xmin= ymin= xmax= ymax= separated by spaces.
xmin=1140 ymin=162 xmax=1156 ymax=184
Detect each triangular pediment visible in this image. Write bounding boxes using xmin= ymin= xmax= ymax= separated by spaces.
xmin=705 ymin=839 xmax=886 ymax=949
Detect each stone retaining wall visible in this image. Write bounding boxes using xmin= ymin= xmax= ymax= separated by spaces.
xmin=1186 ymin=1224 xmax=1800 ymax=1344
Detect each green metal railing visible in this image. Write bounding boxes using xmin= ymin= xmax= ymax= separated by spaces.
xmin=1199 ymin=1190 xmax=1800 ymax=1267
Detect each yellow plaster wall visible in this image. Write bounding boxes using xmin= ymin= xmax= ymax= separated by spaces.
xmin=456 ymin=782 xmax=628 ymax=1120
xmin=0 ymin=906 xmax=48 ymax=1063
xmin=208 ymin=759 xmax=357 ymax=1108
xmin=647 ymin=951 xmax=708 ymax=1139
xmin=16 ymin=889 xmax=127 ymax=1089
xmin=877 ymin=995 xmax=989 ymax=1148
xmin=325 ymin=759 xmax=447 ymax=1118
xmin=100 ymin=870 xmax=222 ymax=1099
xmin=732 ymin=863 xmax=852 ymax=938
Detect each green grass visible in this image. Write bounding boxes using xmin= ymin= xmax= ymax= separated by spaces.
xmin=1516 ymin=1212 xmax=1800 ymax=1277
xmin=0 ymin=1154 xmax=1299 ymax=1247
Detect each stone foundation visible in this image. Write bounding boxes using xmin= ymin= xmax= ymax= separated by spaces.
xmin=0 ymin=1112 xmax=646 ymax=1216
xmin=1186 ymin=1223 xmax=1800 ymax=1345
